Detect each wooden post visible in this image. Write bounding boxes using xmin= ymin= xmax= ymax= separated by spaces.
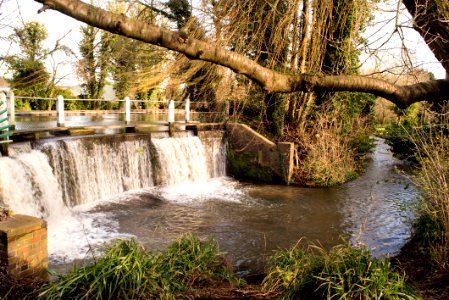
xmin=7 ymin=91 xmax=15 ymax=130
xmin=168 ymin=100 xmax=175 ymax=123
xmin=125 ymin=96 xmax=131 ymax=124
xmin=185 ymin=97 xmax=190 ymax=123
xmin=56 ymin=95 xmax=65 ymax=127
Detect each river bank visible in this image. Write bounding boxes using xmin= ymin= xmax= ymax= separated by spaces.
xmin=1 ymin=237 xmax=447 ymax=299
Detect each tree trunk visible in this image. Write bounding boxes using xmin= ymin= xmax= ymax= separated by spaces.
xmin=403 ymin=0 xmax=449 ymax=74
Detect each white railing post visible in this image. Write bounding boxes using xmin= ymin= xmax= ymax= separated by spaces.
xmin=168 ymin=100 xmax=175 ymax=123
xmin=184 ymin=97 xmax=190 ymax=123
xmin=7 ymin=91 xmax=15 ymax=130
xmin=225 ymin=100 xmax=230 ymax=120
xmin=57 ymin=95 xmax=65 ymax=127
xmin=125 ymin=96 xmax=131 ymax=124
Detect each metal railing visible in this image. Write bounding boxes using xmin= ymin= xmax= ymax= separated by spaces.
xmin=5 ymin=92 xmax=229 ymax=130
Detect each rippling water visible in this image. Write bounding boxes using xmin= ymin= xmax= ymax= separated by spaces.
xmin=84 ymin=137 xmax=418 ymax=275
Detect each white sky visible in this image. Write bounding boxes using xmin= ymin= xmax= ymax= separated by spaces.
xmin=0 ymin=0 xmax=446 ymax=87
xmin=0 ymin=0 xmax=85 ymax=85
xmin=360 ymin=0 xmax=446 ymax=79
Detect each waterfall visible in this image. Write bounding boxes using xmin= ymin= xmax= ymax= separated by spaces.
xmin=0 ymin=151 xmax=66 ymax=219
xmin=40 ymin=137 xmax=154 ymax=206
xmin=152 ymin=133 xmax=208 ymax=185
xmin=0 ymin=131 xmax=227 ymax=210
xmin=0 ymin=132 xmax=226 ymax=261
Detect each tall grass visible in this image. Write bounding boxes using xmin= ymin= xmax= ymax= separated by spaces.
xmin=262 ymin=241 xmax=418 ymax=299
xmin=292 ymin=103 xmax=373 ymax=186
xmin=410 ymin=123 xmax=449 ymax=268
xmin=39 ymin=234 xmax=241 ymax=299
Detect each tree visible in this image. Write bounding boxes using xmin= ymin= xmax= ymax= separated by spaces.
xmin=2 ymin=21 xmax=51 ymax=109
xmin=78 ymin=25 xmax=112 ymax=105
xmin=403 ymin=0 xmax=449 ymax=75
xmin=33 ymin=0 xmax=449 ymax=109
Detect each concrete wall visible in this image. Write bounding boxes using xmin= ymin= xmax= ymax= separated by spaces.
xmin=0 ymin=215 xmax=48 ymax=279
xmin=225 ymin=123 xmax=294 ymax=184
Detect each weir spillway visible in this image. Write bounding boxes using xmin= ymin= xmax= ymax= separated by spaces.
xmin=0 ymin=131 xmax=418 ymax=275
xmin=0 ymin=131 xmax=227 ymax=262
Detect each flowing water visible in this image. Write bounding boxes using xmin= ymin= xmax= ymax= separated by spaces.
xmin=0 ymin=133 xmax=418 ymax=275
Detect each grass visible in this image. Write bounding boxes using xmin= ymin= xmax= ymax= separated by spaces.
xmin=262 ymin=241 xmax=419 ymax=300
xmin=410 ymin=123 xmax=449 ymax=269
xmin=290 ymin=106 xmax=373 ymax=187
xmin=39 ymin=234 xmax=242 ymax=300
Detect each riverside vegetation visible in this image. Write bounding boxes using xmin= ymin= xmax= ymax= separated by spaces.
xmin=0 ymin=233 xmax=420 ymax=300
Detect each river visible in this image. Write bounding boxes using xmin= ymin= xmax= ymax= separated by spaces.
xmin=0 ymin=132 xmax=418 ymax=276
xmin=72 ymin=137 xmax=418 ymax=275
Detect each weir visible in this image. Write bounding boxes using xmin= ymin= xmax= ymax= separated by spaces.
xmin=0 ymin=131 xmax=419 ymax=275
xmin=0 ymin=131 xmax=227 ymax=212
xmin=0 ymin=131 xmax=228 ymax=262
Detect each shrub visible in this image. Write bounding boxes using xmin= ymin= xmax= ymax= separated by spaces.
xmin=411 ymin=123 xmax=449 ymax=268
xmin=262 ymin=242 xmax=418 ymax=299
xmin=384 ymin=123 xmax=417 ymax=161
xmin=39 ymin=234 xmax=241 ymax=299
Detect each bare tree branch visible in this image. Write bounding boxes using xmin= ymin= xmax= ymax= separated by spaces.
xmin=34 ymin=0 xmax=449 ymax=108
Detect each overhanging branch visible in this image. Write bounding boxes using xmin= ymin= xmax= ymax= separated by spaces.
xmin=34 ymin=0 xmax=449 ymax=108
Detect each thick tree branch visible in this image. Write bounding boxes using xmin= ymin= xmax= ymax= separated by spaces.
xmin=403 ymin=0 xmax=449 ymax=75
xmin=34 ymin=0 xmax=449 ymax=108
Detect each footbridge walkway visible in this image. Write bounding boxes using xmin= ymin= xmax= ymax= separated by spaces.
xmin=0 ymin=92 xmax=228 ymax=148
xmin=0 ymin=92 xmax=294 ymax=184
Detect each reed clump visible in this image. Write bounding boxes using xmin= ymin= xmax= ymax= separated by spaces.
xmin=39 ymin=234 xmax=241 ymax=300
xmin=262 ymin=241 xmax=418 ymax=300
xmin=292 ymin=102 xmax=373 ymax=187
xmin=410 ymin=123 xmax=449 ymax=269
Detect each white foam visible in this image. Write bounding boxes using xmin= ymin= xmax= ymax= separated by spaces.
xmin=47 ymin=209 xmax=132 ymax=264
xmin=154 ymin=177 xmax=247 ymax=204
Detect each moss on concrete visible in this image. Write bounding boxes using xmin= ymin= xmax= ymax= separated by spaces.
xmin=226 ymin=145 xmax=282 ymax=183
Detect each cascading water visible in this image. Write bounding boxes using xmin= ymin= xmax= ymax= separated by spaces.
xmin=0 ymin=132 xmax=228 ymax=263
xmin=0 ymin=150 xmax=65 ymax=218
xmin=40 ymin=137 xmax=155 ymax=206
xmin=0 ymin=132 xmax=417 ymax=274
xmin=152 ymin=133 xmax=211 ymax=185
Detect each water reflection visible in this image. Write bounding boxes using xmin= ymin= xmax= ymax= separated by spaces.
xmin=337 ymin=138 xmax=417 ymax=256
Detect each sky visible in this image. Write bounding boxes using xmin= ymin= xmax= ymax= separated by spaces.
xmin=0 ymin=0 xmax=446 ymax=89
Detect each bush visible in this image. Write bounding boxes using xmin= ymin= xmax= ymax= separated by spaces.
xmin=39 ymin=234 xmax=241 ymax=299
xmin=384 ymin=123 xmax=417 ymax=161
xmin=411 ymin=123 xmax=449 ymax=268
xmin=262 ymin=242 xmax=418 ymax=299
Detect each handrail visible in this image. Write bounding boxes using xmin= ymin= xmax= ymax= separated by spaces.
xmin=5 ymin=93 xmax=230 ymax=130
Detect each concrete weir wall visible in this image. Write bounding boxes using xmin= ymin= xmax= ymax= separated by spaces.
xmin=0 ymin=215 xmax=48 ymax=279
xmin=226 ymin=123 xmax=294 ymax=184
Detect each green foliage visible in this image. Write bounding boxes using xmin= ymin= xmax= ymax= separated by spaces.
xmin=40 ymin=234 xmax=241 ymax=300
xmin=39 ymin=239 xmax=155 ymax=300
xmin=79 ymin=26 xmax=111 ymax=101
xmin=166 ymin=0 xmax=191 ymax=29
xmin=410 ymin=122 xmax=449 ymax=268
xmin=2 ymin=22 xmax=51 ymax=101
xmin=350 ymin=133 xmax=375 ymax=157
xmin=262 ymin=242 xmax=419 ymax=300
xmin=413 ymin=214 xmax=445 ymax=244
xmin=11 ymin=21 xmax=48 ymax=62
xmin=384 ymin=123 xmax=417 ymax=161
